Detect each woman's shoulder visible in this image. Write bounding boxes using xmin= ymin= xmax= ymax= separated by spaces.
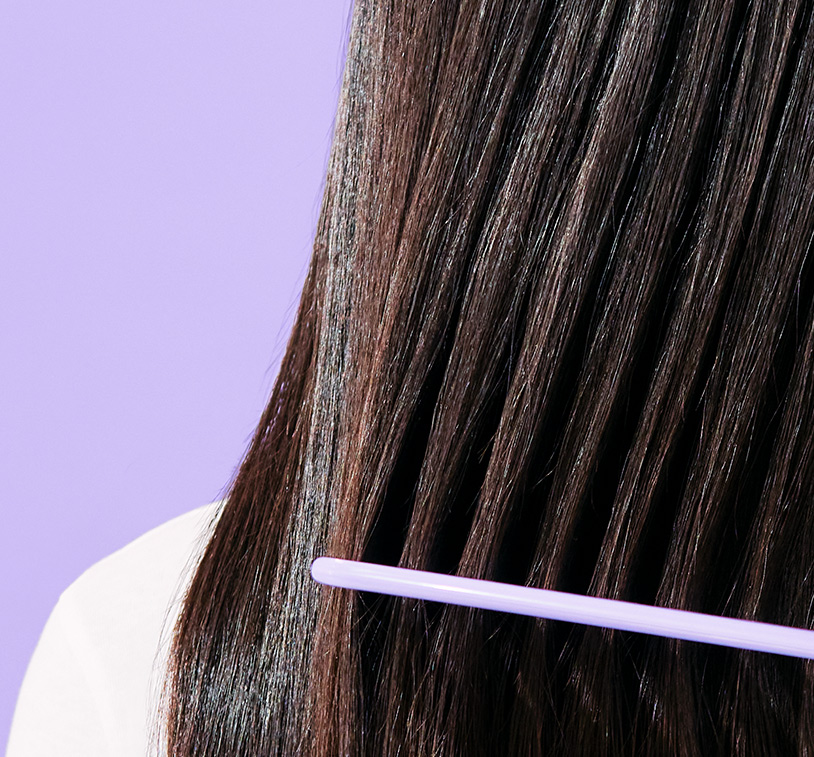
xmin=62 ymin=499 xmax=224 ymax=621
xmin=7 ymin=499 xmax=225 ymax=757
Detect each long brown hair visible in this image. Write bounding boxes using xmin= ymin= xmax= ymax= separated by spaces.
xmin=155 ymin=0 xmax=814 ymax=753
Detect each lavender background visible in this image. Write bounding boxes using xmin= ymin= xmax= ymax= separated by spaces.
xmin=1 ymin=0 xmax=353 ymax=748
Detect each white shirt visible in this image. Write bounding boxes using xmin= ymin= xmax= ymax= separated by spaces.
xmin=7 ymin=500 xmax=224 ymax=757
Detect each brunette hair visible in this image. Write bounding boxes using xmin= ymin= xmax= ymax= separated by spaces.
xmin=155 ymin=0 xmax=814 ymax=753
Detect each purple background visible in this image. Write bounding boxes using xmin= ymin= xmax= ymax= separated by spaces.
xmin=1 ymin=1 xmax=353 ymax=748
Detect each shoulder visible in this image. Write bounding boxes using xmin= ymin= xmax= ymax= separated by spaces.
xmin=61 ymin=499 xmax=224 ymax=631
xmin=8 ymin=499 xmax=225 ymax=757
xmin=57 ymin=499 xmax=226 ymax=748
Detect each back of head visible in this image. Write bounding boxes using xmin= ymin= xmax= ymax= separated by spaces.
xmin=157 ymin=0 xmax=814 ymax=754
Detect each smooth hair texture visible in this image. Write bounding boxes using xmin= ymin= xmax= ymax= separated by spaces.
xmin=154 ymin=0 xmax=814 ymax=753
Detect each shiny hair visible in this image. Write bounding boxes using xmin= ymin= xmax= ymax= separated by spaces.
xmin=156 ymin=0 xmax=814 ymax=753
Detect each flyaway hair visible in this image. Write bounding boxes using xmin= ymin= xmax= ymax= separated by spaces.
xmin=155 ymin=0 xmax=814 ymax=754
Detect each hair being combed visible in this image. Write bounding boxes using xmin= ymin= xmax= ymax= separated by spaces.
xmin=155 ymin=0 xmax=814 ymax=753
